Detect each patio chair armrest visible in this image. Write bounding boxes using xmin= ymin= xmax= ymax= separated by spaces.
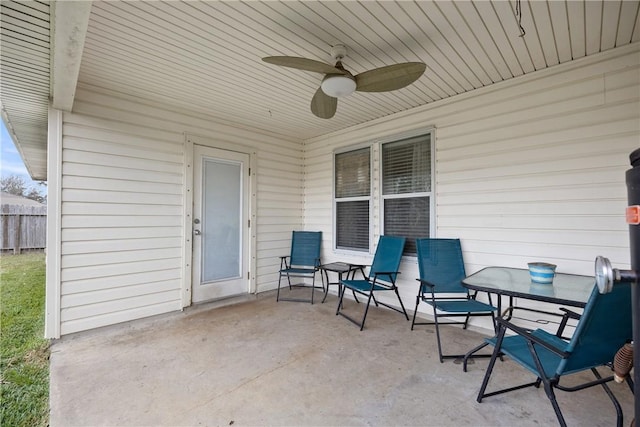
xmin=559 ymin=307 xmax=581 ymax=320
xmin=416 ymin=278 xmax=437 ymax=298
xmin=556 ymin=307 xmax=581 ymax=338
xmin=417 ymin=278 xmax=435 ymax=288
xmin=372 ymin=271 xmax=401 ymax=280
xmin=496 ymin=317 xmax=569 ymax=358
xmin=370 ymin=271 xmax=400 ymax=286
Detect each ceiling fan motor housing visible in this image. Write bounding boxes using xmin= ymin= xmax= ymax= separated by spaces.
xmin=330 ymin=44 xmax=348 ymax=61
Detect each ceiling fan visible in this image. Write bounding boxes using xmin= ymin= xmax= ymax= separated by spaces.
xmin=262 ymin=44 xmax=426 ymax=119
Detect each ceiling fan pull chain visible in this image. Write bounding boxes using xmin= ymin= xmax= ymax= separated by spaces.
xmin=515 ymin=0 xmax=526 ymax=37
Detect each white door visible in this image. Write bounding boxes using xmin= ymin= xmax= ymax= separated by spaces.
xmin=192 ymin=145 xmax=249 ymax=303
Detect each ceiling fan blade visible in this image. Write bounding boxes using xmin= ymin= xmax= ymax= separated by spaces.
xmin=262 ymin=56 xmax=346 ymax=75
xmin=355 ymin=62 xmax=426 ymax=92
xmin=311 ymin=87 xmax=337 ymax=119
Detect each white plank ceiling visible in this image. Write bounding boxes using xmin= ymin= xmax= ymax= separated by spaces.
xmin=2 ymin=1 xmax=640 ymax=179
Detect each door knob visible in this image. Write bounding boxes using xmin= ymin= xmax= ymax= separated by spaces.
xmin=194 ymin=229 xmax=201 ymax=235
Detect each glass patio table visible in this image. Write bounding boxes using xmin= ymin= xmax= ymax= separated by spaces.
xmin=459 ymin=266 xmax=596 ymax=371
xmin=462 ymin=266 xmax=595 ymax=309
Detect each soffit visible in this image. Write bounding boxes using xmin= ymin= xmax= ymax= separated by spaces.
xmin=1 ymin=0 xmax=50 ymax=180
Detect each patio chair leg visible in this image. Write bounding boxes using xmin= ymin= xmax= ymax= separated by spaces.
xmin=336 ymin=285 xmax=347 ymax=315
xmin=525 ymin=340 xmax=567 ymax=427
xmin=359 ymin=292 xmax=375 ymax=331
xmin=541 ymin=378 xmax=566 ymax=427
xmin=433 ymin=314 xmax=445 ymax=363
xmin=395 ymin=288 xmax=409 ymax=320
xmin=477 ymin=326 xmax=506 ymax=402
xmin=346 ymin=269 xmax=361 ymax=304
xmin=277 ymin=275 xmax=282 ymax=301
xmin=310 ymin=276 xmax=315 ymax=304
xmin=370 ymin=292 xmax=380 ymax=307
xmin=410 ymin=295 xmax=420 ymax=330
xmin=462 ymin=313 xmax=471 ymax=329
xmin=592 ymin=368 xmax=624 ymax=427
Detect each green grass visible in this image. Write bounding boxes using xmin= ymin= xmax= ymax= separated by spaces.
xmin=1 ymin=253 xmax=49 ymax=427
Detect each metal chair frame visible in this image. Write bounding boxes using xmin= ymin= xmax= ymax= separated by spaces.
xmin=276 ymin=231 xmax=323 ymax=304
xmin=411 ymin=238 xmax=497 ymax=363
xmin=477 ymin=282 xmax=633 ymax=427
xmin=336 ymin=236 xmax=409 ymax=330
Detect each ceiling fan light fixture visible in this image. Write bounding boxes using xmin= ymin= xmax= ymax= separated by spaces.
xmin=321 ymin=74 xmax=356 ymax=98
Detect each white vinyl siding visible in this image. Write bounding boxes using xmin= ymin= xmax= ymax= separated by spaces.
xmin=57 ymin=85 xmax=303 ymax=335
xmin=303 ymin=45 xmax=640 ymax=332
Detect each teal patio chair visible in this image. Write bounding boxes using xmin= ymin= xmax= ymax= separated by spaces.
xmin=411 ymin=238 xmax=497 ymax=363
xmin=477 ymin=281 xmax=632 ymax=427
xmin=277 ymin=231 xmax=323 ymax=304
xmin=336 ymin=235 xmax=409 ymax=330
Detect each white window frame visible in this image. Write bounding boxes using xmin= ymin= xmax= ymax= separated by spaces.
xmin=378 ymin=129 xmax=435 ymax=256
xmin=333 ymin=128 xmax=435 ymax=256
xmin=333 ymin=143 xmax=373 ymax=253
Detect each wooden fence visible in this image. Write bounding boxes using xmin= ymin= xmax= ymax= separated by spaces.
xmin=1 ymin=205 xmax=47 ymax=254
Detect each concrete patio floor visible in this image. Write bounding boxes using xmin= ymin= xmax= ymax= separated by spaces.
xmin=50 ymin=290 xmax=634 ymax=426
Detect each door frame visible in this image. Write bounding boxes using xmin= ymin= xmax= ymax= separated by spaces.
xmin=182 ymin=133 xmax=258 ymax=307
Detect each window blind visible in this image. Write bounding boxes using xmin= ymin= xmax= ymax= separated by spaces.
xmin=335 ymin=147 xmax=371 ymax=251
xmin=382 ymin=134 xmax=431 ymax=255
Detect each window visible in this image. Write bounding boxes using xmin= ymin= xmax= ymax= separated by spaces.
xmin=333 ymin=130 xmax=433 ymax=255
xmin=381 ymin=134 xmax=431 ymax=255
xmin=334 ymin=147 xmax=370 ymax=251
